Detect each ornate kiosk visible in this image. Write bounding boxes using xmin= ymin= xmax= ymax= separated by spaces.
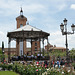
xmin=7 ymin=9 xmax=50 ymax=62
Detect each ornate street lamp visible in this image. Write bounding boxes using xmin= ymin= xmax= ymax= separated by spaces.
xmin=60 ymin=18 xmax=75 ymax=64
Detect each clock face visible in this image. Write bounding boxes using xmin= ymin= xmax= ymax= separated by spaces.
xmin=20 ymin=24 xmax=23 ymax=28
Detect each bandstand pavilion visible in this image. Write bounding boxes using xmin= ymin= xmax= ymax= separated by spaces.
xmin=7 ymin=8 xmax=50 ymax=62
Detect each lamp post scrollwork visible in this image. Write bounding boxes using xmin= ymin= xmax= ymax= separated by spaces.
xmin=60 ymin=18 xmax=75 ymax=64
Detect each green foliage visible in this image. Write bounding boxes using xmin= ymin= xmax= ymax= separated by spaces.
xmin=0 ymin=64 xmax=8 ymax=70
xmin=49 ymin=50 xmax=66 ymax=57
xmin=0 ymin=49 xmax=2 ymax=54
xmin=0 ymin=63 xmax=46 ymax=75
xmin=72 ymin=63 xmax=75 ymax=69
xmin=0 ymin=63 xmax=75 ymax=75
xmin=0 ymin=54 xmax=5 ymax=62
xmin=47 ymin=69 xmax=61 ymax=75
xmin=7 ymin=64 xmax=13 ymax=71
xmin=70 ymin=49 xmax=75 ymax=56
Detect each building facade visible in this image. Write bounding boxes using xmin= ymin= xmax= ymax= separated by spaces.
xmin=0 ymin=48 xmax=16 ymax=55
xmin=45 ymin=44 xmax=66 ymax=52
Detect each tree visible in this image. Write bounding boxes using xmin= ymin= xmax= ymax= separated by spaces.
xmin=69 ymin=48 xmax=75 ymax=62
xmin=0 ymin=49 xmax=2 ymax=54
xmin=49 ymin=50 xmax=66 ymax=57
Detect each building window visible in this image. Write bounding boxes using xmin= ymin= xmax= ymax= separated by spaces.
xmin=35 ymin=47 xmax=37 ymax=51
xmin=20 ymin=24 xmax=23 ymax=28
xmin=35 ymin=42 xmax=37 ymax=46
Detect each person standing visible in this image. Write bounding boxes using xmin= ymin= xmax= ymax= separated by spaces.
xmin=57 ymin=60 xmax=60 ymax=68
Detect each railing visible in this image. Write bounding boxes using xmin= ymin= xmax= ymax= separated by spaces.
xmin=11 ymin=56 xmax=50 ymax=61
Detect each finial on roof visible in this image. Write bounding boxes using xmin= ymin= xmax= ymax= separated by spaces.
xmin=20 ymin=7 xmax=23 ymax=16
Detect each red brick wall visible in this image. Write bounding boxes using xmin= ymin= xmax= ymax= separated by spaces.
xmin=16 ymin=16 xmax=27 ymax=55
xmin=32 ymin=41 xmax=40 ymax=51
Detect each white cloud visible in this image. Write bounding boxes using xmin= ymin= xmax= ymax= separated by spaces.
xmin=0 ymin=30 xmax=16 ymax=48
xmin=0 ymin=0 xmax=67 ymax=17
xmin=0 ymin=31 xmax=8 ymax=47
xmin=0 ymin=0 xmax=75 ymax=50
xmin=0 ymin=0 xmax=45 ymax=16
xmin=70 ymin=4 xmax=75 ymax=9
xmin=0 ymin=31 xmax=6 ymax=40
xmin=48 ymin=31 xmax=75 ymax=49
xmin=57 ymin=4 xmax=67 ymax=11
xmin=23 ymin=4 xmax=45 ymax=14
xmin=49 ymin=31 xmax=65 ymax=47
xmin=44 ymin=0 xmax=67 ymax=14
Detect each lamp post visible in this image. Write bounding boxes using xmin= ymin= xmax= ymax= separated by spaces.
xmin=2 ymin=41 xmax=4 ymax=63
xmin=2 ymin=50 xmax=4 ymax=63
xmin=60 ymin=18 xmax=75 ymax=64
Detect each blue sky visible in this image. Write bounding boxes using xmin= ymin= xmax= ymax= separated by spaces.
xmin=0 ymin=0 xmax=75 ymax=49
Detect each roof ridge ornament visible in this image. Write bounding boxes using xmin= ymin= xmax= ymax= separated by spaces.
xmin=20 ymin=7 xmax=23 ymax=16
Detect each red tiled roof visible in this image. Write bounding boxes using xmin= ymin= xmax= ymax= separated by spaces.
xmin=53 ymin=47 xmax=66 ymax=49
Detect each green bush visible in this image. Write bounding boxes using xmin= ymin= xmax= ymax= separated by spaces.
xmin=0 ymin=63 xmax=74 ymax=75
xmin=0 ymin=64 xmax=8 ymax=70
xmin=45 ymin=69 xmax=61 ymax=75
xmin=7 ymin=64 xmax=13 ymax=71
xmin=0 ymin=63 xmax=48 ymax=75
xmin=0 ymin=50 xmax=2 ymax=54
xmin=72 ymin=63 xmax=75 ymax=69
